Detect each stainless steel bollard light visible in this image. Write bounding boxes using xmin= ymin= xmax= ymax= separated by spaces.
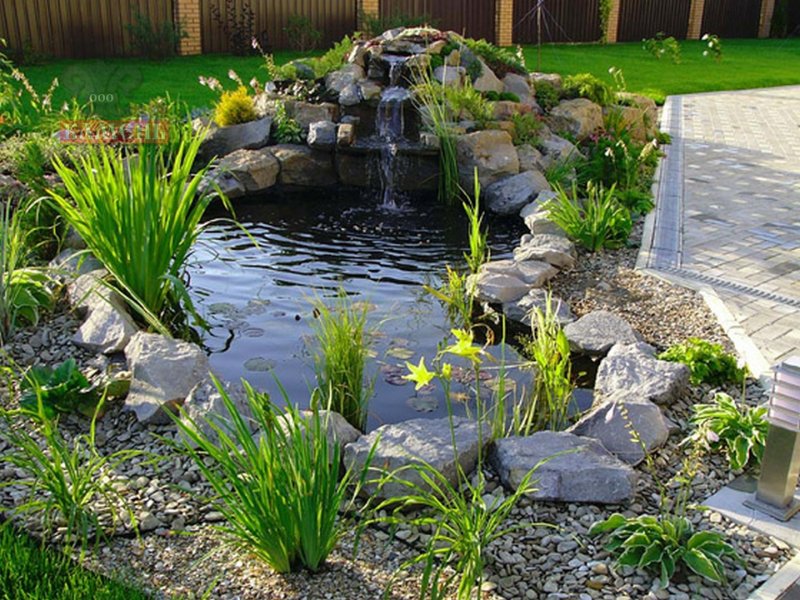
xmin=744 ymin=356 xmax=800 ymax=521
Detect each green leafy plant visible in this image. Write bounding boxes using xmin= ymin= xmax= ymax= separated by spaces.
xmin=643 ymin=32 xmax=682 ymax=64
xmin=0 ymin=200 xmax=53 ymax=343
xmin=445 ymin=84 xmax=493 ymax=129
xmin=426 ymin=265 xmax=473 ymax=329
xmin=0 ymin=395 xmax=140 ymax=553
xmin=126 ymin=9 xmax=186 ymax=60
xmin=309 ymin=292 xmax=374 ymax=432
xmin=690 ymin=392 xmax=768 ymax=471
xmin=463 ymin=169 xmax=489 ymax=274
xmin=545 ymin=181 xmax=633 ymax=251
xmin=19 ymin=359 xmax=97 ymax=419
xmin=534 ymin=80 xmax=560 ymax=112
xmin=48 ymin=133 xmax=223 ymax=337
xmin=272 ymin=101 xmax=304 ymax=144
xmin=484 ymin=91 xmax=520 ymax=103
xmin=658 ymin=338 xmax=746 ymax=386
xmin=599 ymin=0 xmax=614 ymax=43
xmin=702 ymin=33 xmax=723 ymax=62
xmin=516 ymin=294 xmax=575 ymax=434
xmin=311 ymin=36 xmax=354 ymax=79
xmin=284 ymin=15 xmax=322 ymax=52
xmin=589 ymin=403 xmax=741 ymax=588
xmin=175 ymin=377 xmax=374 ymax=573
xmin=368 ymin=329 xmax=546 ymax=599
xmin=511 ymin=112 xmax=544 ymax=146
xmin=563 ymin=73 xmax=615 ymax=106
xmin=358 ymin=10 xmax=436 ymax=37
xmin=213 ymin=86 xmax=257 ymax=127
xmin=0 ymin=41 xmax=61 ymax=137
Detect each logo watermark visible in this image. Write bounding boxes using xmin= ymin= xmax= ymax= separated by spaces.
xmin=58 ymin=119 xmax=169 ymax=145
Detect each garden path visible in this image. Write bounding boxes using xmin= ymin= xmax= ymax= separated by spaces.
xmin=639 ymin=86 xmax=800 ymax=377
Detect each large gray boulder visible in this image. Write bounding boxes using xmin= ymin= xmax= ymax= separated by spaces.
xmin=491 ymin=432 xmax=636 ymax=504
xmin=519 ymin=193 xmax=563 ymax=236
xmin=276 ymin=409 xmax=361 ymax=461
xmin=124 ymin=333 xmax=210 ymax=425
xmin=194 ymin=117 xmax=271 ymax=163
xmin=271 ymin=144 xmax=337 ymax=187
xmin=456 ymin=130 xmax=519 ymax=190
xmin=198 ymin=169 xmax=246 ymax=200
xmin=514 ymin=234 xmax=576 ymax=269
xmin=307 ymin=121 xmax=337 ymax=151
xmin=609 ymin=93 xmax=658 ymax=142
xmin=73 ymin=296 xmax=138 ymax=355
xmin=516 ymin=144 xmax=545 ymax=173
xmin=538 ymin=135 xmax=581 ymax=169
xmin=503 ymin=73 xmax=535 ymax=106
xmin=484 ymin=171 xmax=551 ymax=216
xmin=290 ymin=102 xmax=339 ymax=131
xmin=67 ymin=269 xmax=110 ymax=315
xmin=569 ymin=393 xmax=669 ymax=465
xmin=325 ymin=64 xmax=366 ymax=94
xmin=344 ymin=417 xmax=487 ymax=498
xmin=596 ymin=343 xmax=690 ymax=406
xmin=503 ymin=289 xmax=574 ymax=328
xmin=564 ymin=311 xmax=639 ymax=356
xmin=473 ymin=59 xmax=503 ymax=93
xmin=218 ymin=148 xmax=279 ymax=193
xmin=468 ymin=259 xmax=558 ymax=304
xmin=548 ymin=98 xmax=603 ymax=140
xmin=182 ymin=379 xmax=254 ymax=444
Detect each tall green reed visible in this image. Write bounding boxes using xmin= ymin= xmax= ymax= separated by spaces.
xmin=309 ymin=292 xmax=374 ymax=432
xmin=174 ymin=376 xmax=374 ymax=573
xmin=48 ymin=132 xmax=224 ymax=337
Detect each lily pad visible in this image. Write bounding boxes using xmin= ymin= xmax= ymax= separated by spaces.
xmin=407 ymin=395 xmax=438 ymax=413
xmin=244 ymin=357 xmax=275 ymax=372
xmin=386 ymin=347 xmax=414 ymax=360
xmin=380 ymin=364 xmax=408 ymax=386
xmin=242 ymin=327 xmax=265 ymax=338
xmin=208 ymin=302 xmax=237 ymax=317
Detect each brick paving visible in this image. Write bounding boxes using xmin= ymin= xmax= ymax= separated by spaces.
xmin=640 ymin=86 xmax=800 ymax=372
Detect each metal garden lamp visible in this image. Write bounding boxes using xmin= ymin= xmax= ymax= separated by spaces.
xmin=745 ymin=356 xmax=800 ymax=521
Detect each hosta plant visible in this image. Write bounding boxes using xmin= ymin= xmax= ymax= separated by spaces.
xmin=690 ymin=392 xmax=768 ymax=471
xmin=589 ymin=513 xmax=739 ymax=588
xmin=658 ymin=338 xmax=746 ymax=386
xmin=19 ymin=359 xmax=97 ymax=419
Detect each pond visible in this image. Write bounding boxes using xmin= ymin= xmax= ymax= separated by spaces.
xmin=188 ymin=189 xmax=529 ymax=431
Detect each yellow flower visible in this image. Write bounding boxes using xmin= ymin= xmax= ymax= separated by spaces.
xmin=404 ymin=357 xmax=436 ymax=390
xmin=445 ymin=329 xmax=482 ymax=362
xmin=441 ymin=363 xmax=453 ymax=381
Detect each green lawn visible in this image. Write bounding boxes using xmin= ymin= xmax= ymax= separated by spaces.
xmin=19 ymin=38 xmax=800 ymax=118
xmin=0 ymin=525 xmax=147 ymax=599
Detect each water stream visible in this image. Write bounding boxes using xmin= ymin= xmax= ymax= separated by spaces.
xmin=376 ymin=55 xmax=412 ymax=209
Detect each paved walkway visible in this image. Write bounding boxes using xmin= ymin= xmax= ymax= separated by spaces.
xmin=639 ymin=86 xmax=800 ymax=377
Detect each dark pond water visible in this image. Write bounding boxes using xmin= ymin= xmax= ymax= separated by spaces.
xmin=188 ymin=189 xmax=530 ymax=431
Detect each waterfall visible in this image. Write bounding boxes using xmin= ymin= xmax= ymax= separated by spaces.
xmin=377 ymin=55 xmax=411 ymax=209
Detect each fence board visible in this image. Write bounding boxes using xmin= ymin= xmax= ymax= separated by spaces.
xmin=702 ymin=0 xmax=761 ymax=38
xmin=513 ymin=0 xmax=601 ymax=43
xmin=380 ymin=0 xmax=497 ymax=42
xmin=617 ymin=0 xmax=692 ymax=41
xmin=200 ymin=0 xmax=357 ymax=54
xmin=0 ymin=0 xmax=173 ymax=58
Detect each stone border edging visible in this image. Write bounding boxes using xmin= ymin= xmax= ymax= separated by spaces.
xmin=749 ymin=551 xmax=800 ymax=600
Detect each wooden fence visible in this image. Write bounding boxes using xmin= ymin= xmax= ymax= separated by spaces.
xmin=0 ymin=0 xmax=172 ymax=59
xmin=380 ymin=0 xmax=497 ymax=42
xmin=200 ymin=0 xmax=356 ymax=54
xmin=513 ymin=0 xmax=601 ymax=43
xmin=702 ymin=0 xmax=762 ymax=38
xmin=617 ymin=0 xmax=692 ymax=41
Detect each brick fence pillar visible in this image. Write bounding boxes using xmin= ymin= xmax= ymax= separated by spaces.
xmin=758 ymin=0 xmax=776 ymax=37
xmin=174 ymin=0 xmax=202 ymax=55
xmin=496 ymin=0 xmax=514 ymax=46
xmin=358 ymin=0 xmax=380 ymax=32
xmin=606 ymin=0 xmax=622 ymax=43
xmin=686 ymin=0 xmax=706 ymax=39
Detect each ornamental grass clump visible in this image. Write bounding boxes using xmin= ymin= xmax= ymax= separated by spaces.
xmin=545 ymin=181 xmax=632 ymax=251
xmin=309 ymin=292 xmax=374 ymax=432
xmin=48 ymin=133 xmax=224 ymax=337
xmin=174 ymin=377 xmax=373 ymax=573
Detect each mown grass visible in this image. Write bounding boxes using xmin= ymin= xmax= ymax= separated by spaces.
xmin=19 ymin=38 xmax=800 ymax=118
xmin=0 ymin=524 xmax=146 ymax=599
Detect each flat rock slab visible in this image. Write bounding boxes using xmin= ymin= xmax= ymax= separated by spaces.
xmin=485 ymin=170 xmax=551 ymax=216
xmin=195 ymin=117 xmax=272 ymax=163
xmin=519 ymin=193 xmax=563 ymax=236
xmin=124 ymin=333 xmax=210 ymax=425
xmin=564 ymin=310 xmax=639 ymax=356
xmin=514 ymin=234 xmax=576 ymax=269
xmin=182 ymin=379 xmax=254 ymax=445
xmin=490 ymin=432 xmax=636 ymax=504
xmin=344 ymin=417 xmax=486 ymax=498
xmin=468 ymin=259 xmax=558 ymax=305
xmin=218 ymin=148 xmax=279 ymax=193
xmin=271 ymin=144 xmax=338 ymax=187
xmin=503 ymin=289 xmax=574 ymax=328
xmin=568 ymin=392 xmax=669 ymax=465
xmin=73 ymin=297 xmax=138 ymax=355
xmin=596 ymin=343 xmax=690 ymax=406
